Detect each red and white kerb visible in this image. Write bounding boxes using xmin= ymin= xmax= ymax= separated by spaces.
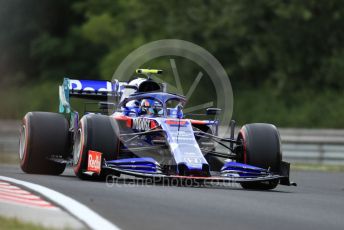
xmin=0 ymin=181 xmax=57 ymax=209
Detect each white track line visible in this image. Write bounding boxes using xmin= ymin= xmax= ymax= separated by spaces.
xmin=0 ymin=176 xmax=120 ymax=230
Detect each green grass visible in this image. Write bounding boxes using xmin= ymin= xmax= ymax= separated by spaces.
xmin=233 ymin=88 xmax=344 ymax=128
xmin=0 ymin=216 xmax=50 ymax=230
xmin=0 ymin=153 xmax=18 ymax=165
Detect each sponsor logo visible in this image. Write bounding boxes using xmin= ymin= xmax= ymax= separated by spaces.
xmin=184 ymin=152 xmax=197 ymax=155
xmin=69 ymin=80 xmax=113 ymax=93
xmin=87 ymin=150 xmax=102 ymax=174
xmin=165 ymin=120 xmax=188 ymax=126
xmin=132 ymin=118 xmax=151 ymax=131
xmin=184 ymin=157 xmax=203 ymax=164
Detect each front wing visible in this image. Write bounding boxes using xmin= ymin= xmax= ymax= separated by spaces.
xmin=83 ymin=152 xmax=296 ymax=186
xmin=101 ymin=165 xmax=288 ymax=185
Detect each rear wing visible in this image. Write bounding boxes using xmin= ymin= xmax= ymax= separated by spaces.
xmin=59 ymin=78 xmax=127 ymax=114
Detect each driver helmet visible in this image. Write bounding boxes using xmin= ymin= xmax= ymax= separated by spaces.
xmin=140 ymin=99 xmax=162 ymax=115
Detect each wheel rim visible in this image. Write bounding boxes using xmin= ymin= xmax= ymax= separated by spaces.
xmin=19 ymin=125 xmax=26 ymax=160
xmin=73 ymin=129 xmax=82 ymax=165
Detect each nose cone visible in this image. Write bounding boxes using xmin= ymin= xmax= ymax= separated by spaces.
xmin=163 ymin=119 xmax=210 ymax=176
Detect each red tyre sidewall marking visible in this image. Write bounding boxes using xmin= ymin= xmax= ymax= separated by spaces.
xmin=73 ymin=120 xmax=85 ymax=174
xmin=20 ymin=115 xmax=30 ymax=170
xmin=239 ymin=128 xmax=247 ymax=164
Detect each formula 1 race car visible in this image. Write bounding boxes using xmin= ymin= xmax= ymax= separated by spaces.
xmin=19 ymin=69 xmax=295 ymax=190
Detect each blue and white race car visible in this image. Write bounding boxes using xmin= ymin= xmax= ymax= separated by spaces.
xmin=19 ymin=69 xmax=295 ymax=190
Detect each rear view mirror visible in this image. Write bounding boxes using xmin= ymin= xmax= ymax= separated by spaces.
xmin=206 ymin=108 xmax=221 ymax=115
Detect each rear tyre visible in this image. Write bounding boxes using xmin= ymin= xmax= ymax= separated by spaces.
xmin=237 ymin=123 xmax=282 ymax=190
xmin=73 ymin=114 xmax=120 ymax=180
xmin=19 ymin=112 xmax=70 ymax=175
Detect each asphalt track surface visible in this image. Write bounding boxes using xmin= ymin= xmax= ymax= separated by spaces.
xmin=1 ymin=164 xmax=344 ymax=230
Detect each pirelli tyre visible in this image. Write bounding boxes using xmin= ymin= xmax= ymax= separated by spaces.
xmin=73 ymin=114 xmax=120 ymax=180
xmin=237 ymin=123 xmax=282 ymax=190
xmin=19 ymin=112 xmax=70 ymax=175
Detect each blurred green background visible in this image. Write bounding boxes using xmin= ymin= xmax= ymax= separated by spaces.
xmin=1 ymin=0 xmax=344 ymax=127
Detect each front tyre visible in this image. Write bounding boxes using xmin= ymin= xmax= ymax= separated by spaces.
xmin=19 ymin=112 xmax=70 ymax=175
xmin=237 ymin=123 xmax=282 ymax=190
xmin=73 ymin=114 xmax=120 ymax=180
